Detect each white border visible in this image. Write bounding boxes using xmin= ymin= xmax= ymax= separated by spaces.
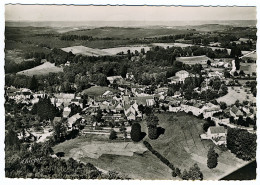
xmin=0 ymin=1 xmax=259 ymax=185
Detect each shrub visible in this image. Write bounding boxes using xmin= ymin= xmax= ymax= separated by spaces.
xmin=109 ymin=129 xmax=117 ymax=140
xmin=207 ymin=147 xmax=218 ymax=169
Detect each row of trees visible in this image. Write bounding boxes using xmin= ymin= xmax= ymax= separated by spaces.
xmin=143 ymin=141 xmax=203 ymax=180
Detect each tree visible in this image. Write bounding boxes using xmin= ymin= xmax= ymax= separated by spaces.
xmin=69 ymin=103 xmax=82 ymax=117
xmin=146 ymin=114 xmax=159 ymax=140
xmin=229 ymin=116 xmax=235 ymax=123
xmin=237 ymin=116 xmax=244 ymax=126
xmin=238 ymin=70 xmax=245 ymax=76
xmin=32 ymin=97 xmax=59 ymax=121
xmin=29 ymin=75 xmax=38 ymax=91
xmin=219 ymin=102 xmax=227 ymax=110
xmin=227 ymin=128 xmax=256 ymax=160
xmin=188 ymin=163 xmax=203 ymax=180
xmin=130 ymin=122 xmax=142 ymax=142
xmin=207 ymin=147 xmax=218 ymax=169
xmin=109 ymin=129 xmax=117 ymax=140
xmin=207 ymin=60 xmax=211 ymax=66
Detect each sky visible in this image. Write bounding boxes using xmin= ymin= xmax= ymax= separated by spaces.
xmin=5 ymin=5 xmax=256 ymax=21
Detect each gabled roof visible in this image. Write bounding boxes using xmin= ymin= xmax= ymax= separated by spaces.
xmin=209 ymin=126 xmax=226 ymax=134
xmin=230 ymin=105 xmax=243 ymax=116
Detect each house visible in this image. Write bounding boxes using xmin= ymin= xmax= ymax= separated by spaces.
xmin=208 ymin=71 xmax=224 ymax=78
xmin=201 ymin=103 xmax=221 ymax=118
xmin=146 ymin=99 xmax=155 ymax=107
xmin=124 ymin=103 xmax=142 ymax=121
xmin=168 ymin=76 xmax=180 ymax=84
xmin=169 ymin=104 xmax=181 ymax=112
xmin=230 ymin=105 xmax=243 ymax=118
xmin=168 ymin=70 xmax=192 ymax=84
xmin=63 ymin=107 xmax=71 ymax=118
xmin=107 ymin=76 xmax=123 ymax=84
xmin=54 ymin=93 xmax=75 ymax=104
xmin=67 ymin=113 xmax=82 ymax=130
xmin=126 ymin=72 xmax=134 ymax=80
xmin=176 ymin=70 xmax=190 ymax=82
xmin=102 ymin=90 xmax=113 ymax=97
xmin=180 ymin=104 xmax=202 ymax=116
xmin=207 ymin=126 xmax=227 ymax=146
xmin=53 ymin=117 xmax=62 ymax=123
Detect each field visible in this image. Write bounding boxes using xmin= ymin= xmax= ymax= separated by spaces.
xmin=17 ymin=62 xmax=63 ymax=76
xmin=140 ymin=112 xmax=247 ymax=180
xmin=52 ymin=112 xmax=246 ymax=180
xmin=101 ymin=45 xmax=151 ymax=55
xmin=82 ymin=86 xmax=119 ymax=97
xmin=217 ymin=86 xmax=255 ymax=106
xmin=53 ymin=135 xmax=173 ymax=180
xmin=61 ymin=46 xmax=111 ymax=56
xmin=62 ymin=45 xmax=151 ymax=56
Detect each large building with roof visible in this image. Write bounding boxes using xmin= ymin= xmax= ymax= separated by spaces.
xmin=176 ymin=55 xmax=212 ymax=67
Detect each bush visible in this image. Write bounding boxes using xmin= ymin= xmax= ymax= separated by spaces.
xmin=109 ymin=129 xmax=117 ymax=140
xmin=203 ymin=119 xmax=216 ymax=132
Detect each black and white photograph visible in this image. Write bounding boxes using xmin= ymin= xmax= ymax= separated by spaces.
xmin=1 ymin=1 xmax=258 ymax=182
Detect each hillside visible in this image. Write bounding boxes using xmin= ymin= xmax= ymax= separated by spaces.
xmin=17 ymin=62 xmax=63 ymax=76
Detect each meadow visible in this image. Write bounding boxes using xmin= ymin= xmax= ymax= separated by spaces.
xmin=52 ymin=112 xmax=246 ymax=180
xmin=217 ymin=86 xmax=255 ymax=106
xmin=17 ymin=62 xmax=63 ymax=76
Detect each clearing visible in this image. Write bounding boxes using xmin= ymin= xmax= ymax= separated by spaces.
xmin=17 ymin=62 xmax=63 ymax=76
xmin=217 ymin=86 xmax=255 ymax=106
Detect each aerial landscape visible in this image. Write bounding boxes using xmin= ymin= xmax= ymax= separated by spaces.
xmin=4 ymin=5 xmax=257 ymax=180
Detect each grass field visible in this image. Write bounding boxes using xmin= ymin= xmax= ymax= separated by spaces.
xmin=217 ymin=86 xmax=255 ymax=106
xmin=53 ymin=135 xmax=174 ymax=180
xmin=82 ymin=86 xmax=119 ymax=97
xmin=17 ymin=62 xmax=63 ymax=76
xmin=52 ymin=112 xmax=246 ymax=180
xmin=140 ymin=112 xmax=246 ymax=180
xmin=61 ymin=45 xmax=111 ymax=56
xmin=101 ymin=45 xmax=150 ymax=55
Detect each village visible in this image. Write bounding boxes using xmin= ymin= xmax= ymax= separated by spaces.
xmin=5 ymin=48 xmax=257 ymax=148
xmin=4 ymin=5 xmax=257 ymax=179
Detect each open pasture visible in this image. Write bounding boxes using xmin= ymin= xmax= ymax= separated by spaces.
xmin=17 ymin=62 xmax=63 ymax=76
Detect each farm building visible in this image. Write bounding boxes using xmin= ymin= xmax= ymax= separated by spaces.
xmin=176 ymin=55 xmax=212 ymax=67
xmin=168 ymin=70 xmax=190 ymax=84
xmin=230 ymin=105 xmax=243 ymax=118
xmin=207 ymin=126 xmax=227 ymax=146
